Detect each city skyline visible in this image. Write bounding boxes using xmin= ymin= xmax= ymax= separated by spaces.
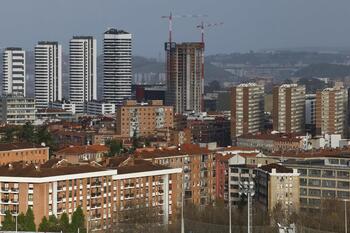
xmin=1 ymin=0 xmax=350 ymax=58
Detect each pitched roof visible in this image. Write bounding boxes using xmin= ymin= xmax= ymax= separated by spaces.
xmin=0 ymin=143 xmax=47 ymax=151
xmin=56 ymin=145 xmax=108 ymax=155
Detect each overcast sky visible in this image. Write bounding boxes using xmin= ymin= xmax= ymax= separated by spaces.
xmin=1 ymin=0 xmax=350 ymax=57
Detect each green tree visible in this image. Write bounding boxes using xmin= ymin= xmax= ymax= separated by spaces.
xmin=3 ymin=127 xmax=16 ymax=143
xmin=24 ymin=208 xmax=36 ymax=231
xmin=17 ymin=212 xmax=26 ymax=231
xmin=106 ymin=139 xmax=122 ymax=156
xmin=60 ymin=212 xmax=70 ymax=233
xmin=38 ymin=216 xmax=49 ymax=232
xmin=35 ymin=126 xmax=57 ymax=153
xmin=132 ymin=130 xmax=139 ymax=150
xmin=70 ymin=207 xmax=86 ymax=233
xmin=1 ymin=210 xmax=15 ymax=231
xmin=18 ymin=122 xmax=35 ymax=143
xmin=48 ymin=215 xmax=60 ymax=232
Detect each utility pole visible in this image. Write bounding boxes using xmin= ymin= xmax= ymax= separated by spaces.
xmin=239 ymin=180 xmax=255 ymax=233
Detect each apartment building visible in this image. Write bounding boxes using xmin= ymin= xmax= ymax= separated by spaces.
xmin=285 ymin=158 xmax=350 ymax=210
xmin=116 ymin=100 xmax=173 ymax=138
xmin=316 ymin=88 xmax=347 ymax=136
xmin=0 ymin=158 xmax=181 ymax=231
xmin=231 ymin=83 xmax=264 ymax=140
xmin=35 ymin=41 xmax=62 ymax=109
xmin=0 ymin=143 xmax=49 ymax=165
xmin=134 ymin=144 xmax=215 ymax=206
xmin=103 ymin=29 xmax=132 ymax=106
xmin=2 ymin=48 xmax=26 ymax=97
xmin=55 ymin=145 xmax=109 ymax=164
xmin=305 ymin=94 xmax=316 ymax=135
xmin=273 ymin=84 xmax=305 ymax=134
xmin=0 ymin=96 xmax=36 ymax=125
xmin=165 ymin=42 xmax=204 ymax=113
xmin=69 ymin=36 xmax=97 ymax=113
xmin=237 ymin=133 xmax=304 ymax=153
xmin=255 ymin=164 xmax=300 ymax=213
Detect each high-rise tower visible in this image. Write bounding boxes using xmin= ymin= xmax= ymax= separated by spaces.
xmin=69 ymin=36 xmax=97 ymax=113
xmin=35 ymin=41 xmax=62 ymax=109
xmin=2 ymin=48 xmax=26 ymax=97
xmin=103 ymin=28 xmax=132 ymax=105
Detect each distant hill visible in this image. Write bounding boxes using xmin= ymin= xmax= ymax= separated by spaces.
xmin=294 ymin=63 xmax=350 ymax=78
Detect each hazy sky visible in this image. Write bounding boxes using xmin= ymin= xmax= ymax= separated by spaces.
xmin=1 ymin=0 xmax=350 ymax=57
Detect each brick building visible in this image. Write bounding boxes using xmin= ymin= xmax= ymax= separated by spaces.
xmin=0 ymin=143 xmax=49 ymax=165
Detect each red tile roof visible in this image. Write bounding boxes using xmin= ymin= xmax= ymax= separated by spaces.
xmin=56 ymin=145 xmax=108 ymax=155
xmin=259 ymin=163 xmax=293 ymax=173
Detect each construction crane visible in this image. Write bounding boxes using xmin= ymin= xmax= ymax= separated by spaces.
xmin=161 ymin=12 xmax=208 ymax=44
xmin=196 ymin=21 xmax=224 ymax=43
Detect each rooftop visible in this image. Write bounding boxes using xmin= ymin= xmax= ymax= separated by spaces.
xmin=0 ymin=159 xmax=107 ymax=177
xmin=259 ymin=163 xmax=293 ymax=173
xmin=0 ymin=143 xmax=47 ymax=151
xmin=134 ymin=144 xmax=210 ymax=159
xmin=56 ymin=145 xmax=108 ymax=155
xmin=104 ymin=28 xmax=130 ymax=35
xmin=238 ymin=133 xmax=302 ymax=142
xmin=271 ymin=147 xmax=350 ymax=159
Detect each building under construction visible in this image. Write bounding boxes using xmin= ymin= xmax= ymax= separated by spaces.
xmin=165 ymin=42 xmax=204 ymax=114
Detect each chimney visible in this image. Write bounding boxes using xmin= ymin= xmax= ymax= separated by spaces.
xmin=8 ymin=164 xmax=13 ymax=170
xmin=35 ymin=165 xmax=40 ymax=172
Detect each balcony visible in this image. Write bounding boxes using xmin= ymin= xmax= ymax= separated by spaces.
xmin=1 ymin=198 xmax=9 ymax=203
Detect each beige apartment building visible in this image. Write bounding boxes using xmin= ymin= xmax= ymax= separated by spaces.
xmin=316 ymin=88 xmax=347 ymax=136
xmin=0 ymin=143 xmax=49 ymax=165
xmin=273 ymin=84 xmax=305 ymax=134
xmin=116 ymin=100 xmax=173 ymax=138
xmin=0 ymin=158 xmax=181 ymax=231
xmin=231 ymin=83 xmax=264 ymax=140
xmin=255 ymin=163 xmax=300 ymax=213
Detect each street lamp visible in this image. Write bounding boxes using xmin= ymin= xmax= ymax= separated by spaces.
xmin=239 ymin=181 xmax=255 ymax=233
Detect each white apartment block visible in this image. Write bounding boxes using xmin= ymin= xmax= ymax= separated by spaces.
xmin=69 ymin=36 xmax=97 ymax=113
xmin=2 ymin=48 xmax=26 ymax=97
xmin=35 ymin=41 xmax=62 ymax=109
xmin=103 ymin=29 xmax=132 ymax=106
xmin=0 ymin=96 xmax=36 ymax=125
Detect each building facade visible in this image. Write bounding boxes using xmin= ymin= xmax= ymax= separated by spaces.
xmin=116 ymin=100 xmax=173 ymax=138
xmin=103 ymin=29 xmax=132 ymax=106
xmin=231 ymin=83 xmax=264 ymax=140
xmin=0 ymin=158 xmax=181 ymax=231
xmin=165 ymin=42 xmax=204 ymax=114
xmin=69 ymin=36 xmax=97 ymax=113
xmin=0 ymin=143 xmax=49 ymax=165
xmin=273 ymin=84 xmax=305 ymax=134
xmin=2 ymin=48 xmax=26 ymax=97
xmin=35 ymin=41 xmax=62 ymax=109
xmin=87 ymin=101 xmax=116 ymax=115
xmin=255 ymin=164 xmax=300 ymax=213
xmin=0 ymin=96 xmax=36 ymax=125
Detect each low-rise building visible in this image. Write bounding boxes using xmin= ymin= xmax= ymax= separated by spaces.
xmin=0 ymin=143 xmax=49 ymax=165
xmin=51 ymin=101 xmax=76 ymax=115
xmin=285 ymin=158 xmax=350 ymax=210
xmin=0 ymin=158 xmax=181 ymax=231
xmin=35 ymin=108 xmax=74 ymax=123
xmin=55 ymin=145 xmax=109 ymax=163
xmin=0 ymin=96 xmax=36 ymax=125
xmin=87 ymin=101 xmax=116 ymax=115
xmin=255 ymin=163 xmax=300 ymax=213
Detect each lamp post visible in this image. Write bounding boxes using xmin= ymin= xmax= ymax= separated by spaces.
xmin=239 ymin=180 xmax=255 ymax=233
xmin=345 ymin=199 xmax=348 ymax=233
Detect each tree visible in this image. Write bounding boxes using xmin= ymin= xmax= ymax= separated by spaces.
xmin=35 ymin=126 xmax=57 ymax=154
xmin=1 ymin=210 xmax=15 ymax=231
xmin=106 ymin=139 xmax=122 ymax=157
xmin=24 ymin=208 xmax=36 ymax=231
xmin=18 ymin=122 xmax=35 ymax=143
xmin=17 ymin=212 xmax=26 ymax=231
xmin=38 ymin=216 xmax=49 ymax=232
xmin=60 ymin=212 xmax=70 ymax=233
xmin=48 ymin=215 xmax=60 ymax=232
xmin=70 ymin=207 xmax=86 ymax=233
xmin=3 ymin=127 xmax=16 ymax=143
